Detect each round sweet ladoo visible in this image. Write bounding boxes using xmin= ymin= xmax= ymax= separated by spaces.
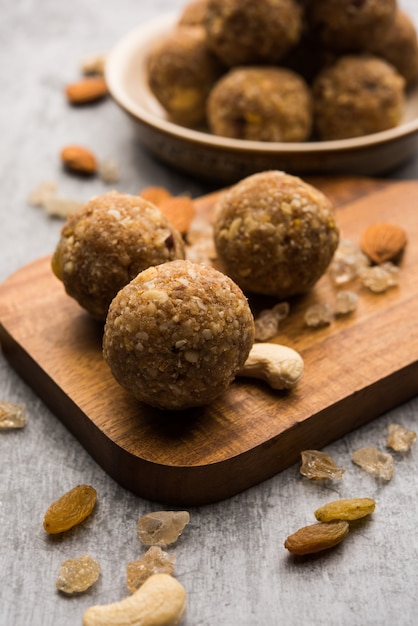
xmin=103 ymin=260 xmax=255 ymax=410
xmin=204 ymin=0 xmax=302 ymax=67
xmin=178 ymin=0 xmax=210 ymax=27
xmin=213 ymin=171 xmax=339 ymax=298
xmin=312 ymin=55 xmax=405 ymax=140
xmin=207 ymin=67 xmax=313 ymax=142
xmin=306 ymin=0 xmax=397 ymax=52
xmin=52 ymin=191 xmax=185 ymax=321
xmin=364 ymin=9 xmax=418 ymax=88
xmin=147 ymin=26 xmax=224 ymax=126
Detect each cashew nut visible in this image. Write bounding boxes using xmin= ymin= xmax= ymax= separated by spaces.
xmin=237 ymin=342 xmax=304 ymax=389
xmin=82 ymin=573 xmax=186 ymax=626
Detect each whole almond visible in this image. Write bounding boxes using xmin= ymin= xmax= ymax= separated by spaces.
xmin=360 ymin=222 xmax=407 ymax=264
xmin=61 ymin=145 xmax=97 ymax=175
xmin=65 ymin=77 xmax=108 ymax=104
xmin=139 ymin=186 xmax=173 ymax=206
xmin=284 ymin=521 xmax=349 ymax=555
xmin=158 ymin=196 xmax=196 ymax=234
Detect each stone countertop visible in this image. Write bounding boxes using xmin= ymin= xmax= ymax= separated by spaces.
xmin=1 ymin=1 xmax=417 ymax=625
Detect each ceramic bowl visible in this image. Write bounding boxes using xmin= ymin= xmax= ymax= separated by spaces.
xmin=106 ymin=14 xmax=418 ymax=184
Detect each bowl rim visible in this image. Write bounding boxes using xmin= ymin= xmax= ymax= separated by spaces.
xmin=105 ymin=12 xmax=418 ymax=156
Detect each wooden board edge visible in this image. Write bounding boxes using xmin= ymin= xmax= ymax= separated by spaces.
xmin=2 ymin=319 xmax=417 ymax=506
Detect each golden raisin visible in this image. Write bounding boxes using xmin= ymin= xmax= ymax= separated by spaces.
xmin=284 ymin=521 xmax=349 ymax=555
xmin=314 ymin=498 xmax=376 ymax=522
xmin=43 ymin=484 xmax=97 ymax=534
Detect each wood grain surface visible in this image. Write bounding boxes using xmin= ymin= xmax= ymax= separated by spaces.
xmin=0 ymin=177 xmax=417 ymax=505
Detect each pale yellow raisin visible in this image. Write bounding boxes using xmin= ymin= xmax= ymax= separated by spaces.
xmin=43 ymin=484 xmax=97 ymax=534
xmin=314 ymin=498 xmax=376 ymax=522
xmin=284 ymin=521 xmax=349 ymax=555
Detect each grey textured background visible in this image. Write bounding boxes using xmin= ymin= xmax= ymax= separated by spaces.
xmin=1 ymin=1 xmax=418 ymax=624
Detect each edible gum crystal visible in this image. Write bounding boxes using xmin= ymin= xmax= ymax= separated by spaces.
xmin=137 ymin=511 xmax=190 ymax=547
xmin=352 ymin=446 xmax=394 ymax=481
xmin=328 ymin=239 xmax=369 ymax=285
xmin=300 ymin=450 xmax=345 ymax=480
xmin=304 ymin=302 xmax=333 ymax=328
xmin=335 ymin=290 xmax=358 ymax=315
xmin=359 ymin=262 xmax=400 ymax=293
xmin=56 ymin=554 xmax=101 ymax=594
xmin=0 ymin=401 xmax=26 ymax=429
xmin=254 ymin=301 xmax=289 ymax=341
xmin=386 ymin=423 xmax=417 ymax=452
xmin=126 ymin=546 xmax=176 ymax=593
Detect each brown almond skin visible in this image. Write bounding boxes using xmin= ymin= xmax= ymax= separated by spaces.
xmin=284 ymin=521 xmax=349 ymax=555
xmin=65 ymin=76 xmax=108 ymax=104
xmin=61 ymin=145 xmax=97 ymax=175
xmin=139 ymin=186 xmax=173 ymax=206
xmin=360 ymin=222 xmax=407 ymax=264
xmin=158 ymin=196 xmax=196 ymax=234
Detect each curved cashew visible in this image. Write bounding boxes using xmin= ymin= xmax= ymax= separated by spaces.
xmin=82 ymin=573 xmax=186 ymax=626
xmin=237 ymin=342 xmax=304 ymax=389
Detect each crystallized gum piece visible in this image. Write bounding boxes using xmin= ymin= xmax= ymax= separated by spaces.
xmin=386 ymin=423 xmax=417 ymax=452
xmin=352 ymin=446 xmax=394 ymax=481
xmin=56 ymin=554 xmax=101 ymax=594
xmin=328 ymin=238 xmax=369 ymax=285
xmin=335 ymin=290 xmax=358 ymax=315
xmin=254 ymin=301 xmax=290 ymax=341
xmin=126 ymin=546 xmax=176 ymax=593
xmin=137 ymin=511 xmax=190 ymax=547
xmin=300 ymin=450 xmax=345 ymax=480
xmin=0 ymin=401 xmax=27 ymax=429
xmin=359 ymin=262 xmax=400 ymax=293
xmin=304 ymin=302 xmax=333 ymax=328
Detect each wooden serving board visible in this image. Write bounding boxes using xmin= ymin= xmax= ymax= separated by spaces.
xmin=1 ymin=177 xmax=417 ymax=506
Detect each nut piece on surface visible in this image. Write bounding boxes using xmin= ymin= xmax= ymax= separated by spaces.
xmin=82 ymin=573 xmax=186 ymax=626
xmin=360 ymin=222 xmax=407 ymax=264
xmin=65 ymin=76 xmax=108 ymax=104
xmin=60 ymin=145 xmax=97 ymax=175
xmin=237 ymin=342 xmax=303 ymax=390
